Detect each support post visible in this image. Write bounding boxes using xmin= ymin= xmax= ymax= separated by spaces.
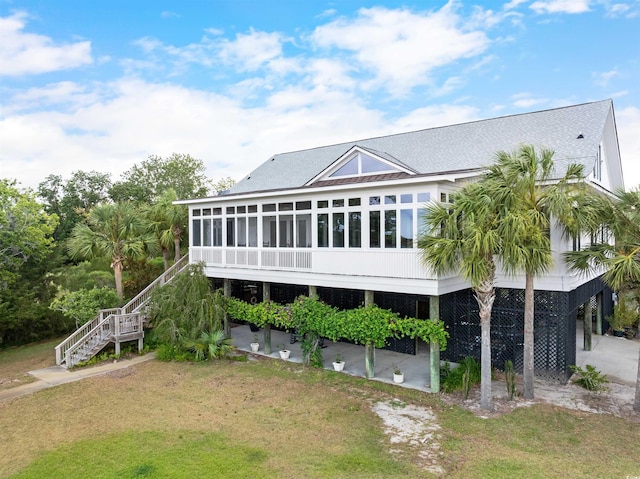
xmin=429 ymin=296 xmax=440 ymax=321
xmin=583 ymin=300 xmax=592 ymax=351
xmin=223 ymin=279 xmax=231 ymax=339
xmin=596 ymin=292 xmax=603 ymax=335
xmin=430 ymin=340 xmax=440 ymax=393
xmin=263 ymin=282 xmax=272 ymax=355
xmin=634 ymin=348 xmax=640 ymax=412
xmin=364 ymin=290 xmax=375 ymax=378
xmin=365 ymin=343 xmax=375 ymax=379
xmin=308 ymin=285 xmax=318 ymax=300
xmin=429 ymin=296 xmax=441 ymax=392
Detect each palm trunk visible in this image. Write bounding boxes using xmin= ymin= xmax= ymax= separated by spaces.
xmin=523 ymin=272 xmax=535 ymax=399
xmin=173 ymin=226 xmax=181 ymax=263
xmin=162 ymin=248 xmax=169 ymax=271
xmin=475 ymin=276 xmax=495 ymax=411
xmin=113 ymin=259 xmax=124 ymax=301
xmin=634 ymin=348 xmax=640 ymax=412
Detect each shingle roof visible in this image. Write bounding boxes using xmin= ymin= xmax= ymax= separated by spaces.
xmin=228 ymin=100 xmax=612 ymax=195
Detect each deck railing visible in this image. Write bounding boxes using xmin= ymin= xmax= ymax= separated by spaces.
xmin=55 ymin=254 xmax=189 ymax=367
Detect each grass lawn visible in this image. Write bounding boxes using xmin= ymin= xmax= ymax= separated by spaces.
xmin=0 ymin=345 xmax=639 ymax=478
xmin=0 ymin=337 xmax=60 ymax=391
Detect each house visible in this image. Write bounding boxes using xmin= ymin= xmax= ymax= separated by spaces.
xmin=176 ymin=99 xmax=623 ymax=380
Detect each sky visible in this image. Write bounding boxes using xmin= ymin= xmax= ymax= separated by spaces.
xmin=1 ymin=0 xmax=639 ymax=193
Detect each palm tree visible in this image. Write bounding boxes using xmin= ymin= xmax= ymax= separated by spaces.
xmin=486 ymin=145 xmax=585 ymax=399
xmin=565 ymin=188 xmax=640 ymax=411
xmin=146 ymin=189 xmax=188 ymax=270
xmin=419 ymin=181 xmax=502 ymax=411
xmin=67 ymin=202 xmax=157 ymax=300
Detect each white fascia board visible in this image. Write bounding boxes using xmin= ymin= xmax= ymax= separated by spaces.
xmin=174 ymin=169 xmax=482 ymax=206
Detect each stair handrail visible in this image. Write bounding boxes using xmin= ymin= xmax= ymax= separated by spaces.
xmin=55 ymin=253 xmax=190 ymax=366
xmin=64 ymin=315 xmax=114 ymax=368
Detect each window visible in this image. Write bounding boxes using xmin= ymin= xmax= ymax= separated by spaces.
xmin=333 ymin=199 xmax=344 ymax=207
xmin=193 ymin=209 xmax=201 ymax=217
xmin=296 ymin=201 xmax=311 ymax=210
xmin=263 ymin=204 xmax=276 ymax=212
xmin=400 ymin=194 xmax=412 ymax=204
xmin=192 ymin=219 xmax=201 ymax=246
xmin=279 ymin=202 xmax=293 ymax=211
xmin=263 ymin=216 xmax=276 ymax=247
xmin=237 ymin=217 xmax=247 ymax=247
xmin=370 ymin=211 xmax=380 ymax=248
xmin=349 ymin=212 xmax=361 ymax=247
xmin=248 ymin=217 xmax=257 ymax=247
xmin=385 ymin=195 xmax=396 ymax=205
xmin=593 ymin=145 xmax=602 ymax=181
xmin=296 ymin=214 xmax=311 ymax=247
xmin=333 ymin=213 xmax=344 ymax=247
xmin=279 ymin=215 xmax=293 ymax=247
xmin=385 ymin=210 xmax=396 ymax=248
xmin=226 ymin=207 xmax=235 ymax=214
xmin=226 ymin=218 xmax=235 ymax=246
xmin=348 ymin=198 xmax=361 ymax=206
xmin=417 ymin=192 xmax=430 ymax=203
xmin=318 ymin=200 xmax=329 ymax=208
xmin=237 ymin=206 xmax=246 ymax=214
xmin=248 ymin=205 xmax=258 ymax=213
xmin=212 ymin=208 xmax=222 ymax=215
xmin=328 ymin=151 xmax=400 ymax=178
xmin=212 ymin=219 xmax=222 ymax=246
xmin=203 ymin=219 xmax=212 ymax=246
xmin=401 ymin=209 xmax=413 ymax=248
xmin=203 ymin=208 xmax=211 ymax=216
xmin=318 ymin=214 xmax=329 ymax=247
xmin=369 ymin=196 xmax=381 ymax=206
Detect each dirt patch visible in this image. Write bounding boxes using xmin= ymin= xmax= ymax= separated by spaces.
xmin=372 ymin=399 xmax=445 ymax=476
xmin=439 ymin=378 xmax=639 ymax=422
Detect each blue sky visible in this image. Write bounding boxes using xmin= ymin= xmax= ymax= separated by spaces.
xmin=1 ymin=0 xmax=639 ymax=191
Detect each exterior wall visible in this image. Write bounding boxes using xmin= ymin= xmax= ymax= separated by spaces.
xmin=440 ymin=277 xmax=613 ymax=381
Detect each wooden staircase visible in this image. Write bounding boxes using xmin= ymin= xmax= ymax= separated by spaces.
xmin=55 ymin=254 xmax=190 ymax=368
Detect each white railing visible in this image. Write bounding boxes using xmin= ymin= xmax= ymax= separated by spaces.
xmin=190 ymin=246 xmax=433 ymax=280
xmin=55 ymin=254 xmax=189 ymax=366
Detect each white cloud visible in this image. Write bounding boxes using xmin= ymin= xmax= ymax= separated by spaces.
xmin=530 ymin=0 xmax=591 ymax=14
xmin=310 ymin=4 xmax=491 ymax=96
xmin=0 ymin=12 xmax=92 ymax=76
xmin=593 ymin=69 xmax=619 ymax=87
xmin=511 ymin=92 xmax=549 ymax=108
xmin=616 ymin=106 xmax=640 ymax=190
xmin=218 ymin=29 xmax=285 ymax=71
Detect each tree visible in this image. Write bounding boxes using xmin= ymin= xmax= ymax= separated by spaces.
xmin=50 ymin=287 xmax=120 ymax=329
xmin=110 ymin=153 xmax=212 ymax=203
xmin=0 ymin=179 xmax=62 ymax=345
xmin=486 ymin=145 xmax=584 ymax=399
xmin=0 ymin=179 xmax=58 ymax=289
xmin=145 ymin=188 xmax=188 ymax=269
xmin=148 ymin=263 xmax=225 ymax=351
xmin=37 ymin=171 xmax=112 ymax=242
xmin=419 ymin=181 xmax=502 ymax=410
xmin=67 ymin=202 xmax=157 ymax=300
xmin=565 ymin=188 xmax=640 ymax=411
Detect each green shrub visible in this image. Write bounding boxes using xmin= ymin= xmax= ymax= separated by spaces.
xmin=156 ymin=344 xmax=177 ymax=362
xmin=441 ymin=356 xmax=481 ymax=394
xmin=569 ymin=364 xmax=609 ymax=393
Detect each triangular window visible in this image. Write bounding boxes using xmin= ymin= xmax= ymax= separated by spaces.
xmin=329 ymin=152 xmax=399 ymax=178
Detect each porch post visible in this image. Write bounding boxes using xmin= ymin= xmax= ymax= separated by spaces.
xmin=223 ymin=279 xmax=231 ymax=338
xmin=583 ymin=299 xmax=592 ymax=351
xmin=430 ymin=340 xmax=440 ymax=393
xmin=429 ymin=296 xmax=441 ymax=393
xmin=364 ymin=290 xmax=375 ymax=379
xmin=263 ymin=282 xmax=272 ymax=354
xmin=308 ymin=285 xmax=318 ymax=300
xmin=596 ymin=292 xmax=603 ymax=335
